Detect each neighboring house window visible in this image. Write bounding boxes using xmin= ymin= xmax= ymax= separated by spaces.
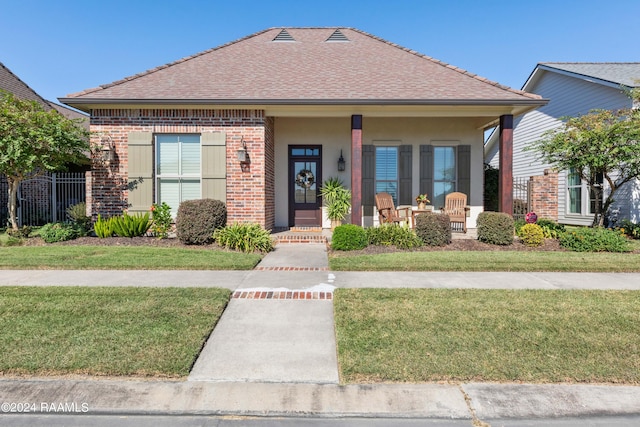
xmin=567 ymin=168 xmax=603 ymax=215
xmin=375 ymin=146 xmax=399 ymax=205
xmin=156 ymin=134 xmax=201 ymax=216
xmin=432 ymin=146 xmax=456 ymax=209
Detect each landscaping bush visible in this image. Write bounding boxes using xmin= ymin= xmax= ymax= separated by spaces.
xmin=111 ymin=212 xmax=151 ymax=238
xmin=366 ymin=224 xmax=423 ymax=249
xmin=477 ymin=212 xmax=514 ymax=245
xmin=519 ymin=223 xmax=544 ymax=247
xmin=6 ymin=226 xmax=32 ymax=239
xmin=93 ymin=214 xmax=114 ymax=238
xmin=414 ymin=212 xmax=451 ymax=246
xmin=618 ymin=219 xmax=640 ymax=240
xmin=176 ymin=199 xmax=227 ymax=245
xmin=514 ymin=218 xmax=526 ymax=236
xmin=214 ymin=223 xmax=274 ymax=253
xmin=536 ymin=218 xmax=565 ymax=239
xmin=39 ymin=222 xmax=84 ymax=243
xmin=331 ymin=224 xmax=368 ymax=251
xmin=560 ymin=227 xmax=631 ymax=252
xmin=150 ymin=202 xmax=172 ymax=239
xmin=66 ymin=202 xmax=91 ymax=232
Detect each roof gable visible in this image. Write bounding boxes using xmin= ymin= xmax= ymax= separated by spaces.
xmin=0 ymin=61 xmax=52 ymax=110
xmin=64 ymin=27 xmax=541 ymax=104
xmin=526 ymin=63 xmax=640 ymax=92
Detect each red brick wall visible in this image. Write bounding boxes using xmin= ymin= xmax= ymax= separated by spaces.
xmin=530 ymin=169 xmax=558 ymax=221
xmin=89 ymin=108 xmax=270 ymax=227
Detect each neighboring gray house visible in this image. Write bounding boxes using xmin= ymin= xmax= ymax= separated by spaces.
xmin=485 ymin=62 xmax=640 ymax=226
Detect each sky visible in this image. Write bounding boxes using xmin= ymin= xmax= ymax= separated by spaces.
xmin=1 ymin=0 xmax=639 ymax=105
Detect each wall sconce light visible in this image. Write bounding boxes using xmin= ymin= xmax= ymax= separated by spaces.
xmin=337 ymin=149 xmax=346 ymax=172
xmin=236 ymin=138 xmax=250 ymax=171
xmin=100 ymin=136 xmax=115 ymax=167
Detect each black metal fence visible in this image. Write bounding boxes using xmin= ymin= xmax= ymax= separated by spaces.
xmin=1 ymin=172 xmax=86 ymax=227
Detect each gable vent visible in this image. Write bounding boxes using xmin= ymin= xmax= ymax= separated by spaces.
xmin=326 ymin=29 xmax=349 ymax=42
xmin=273 ymin=29 xmax=295 ymax=42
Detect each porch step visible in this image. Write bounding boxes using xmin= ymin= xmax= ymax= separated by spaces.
xmin=271 ymin=227 xmax=330 ymax=244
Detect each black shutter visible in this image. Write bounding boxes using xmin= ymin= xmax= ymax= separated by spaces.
xmin=399 ymin=145 xmax=412 ymax=205
xmin=457 ymin=145 xmax=471 ymax=197
xmin=419 ymin=145 xmax=434 ymax=201
xmin=362 ymin=145 xmax=375 ymax=216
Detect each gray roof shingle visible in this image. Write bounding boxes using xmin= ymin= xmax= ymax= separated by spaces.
xmin=65 ymin=27 xmax=541 ymax=103
xmin=540 ymin=63 xmax=640 ymax=88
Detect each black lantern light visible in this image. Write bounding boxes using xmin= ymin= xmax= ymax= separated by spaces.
xmin=337 ymin=149 xmax=346 ymax=172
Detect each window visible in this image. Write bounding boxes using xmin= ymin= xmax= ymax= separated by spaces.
xmin=567 ymin=168 xmax=603 ymax=215
xmin=375 ymin=146 xmax=398 ymax=204
xmin=156 ymin=134 xmax=201 ymax=216
xmin=432 ymin=146 xmax=456 ymax=209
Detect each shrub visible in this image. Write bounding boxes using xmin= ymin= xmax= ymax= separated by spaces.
xmin=618 ymin=219 xmax=640 ymax=240
xmin=94 ymin=214 xmax=114 ymax=238
xmin=331 ymin=224 xmax=368 ymax=251
xmin=150 ymin=202 xmax=172 ymax=239
xmin=6 ymin=226 xmax=32 ymax=239
xmin=560 ymin=227 xmax=631 ymax=252
xmin=66 ymin=202 xmax=91 ymax=231
xmin=39 ymin=222 xmax=83 ymax=243
xmin=536 ymin=218 xmax=565 ymax=239
xmin=414 ymin=212 xmax=451 ymax=246
xmin=366 ymin=224 xmax=423 ymax=249
xmin=477 ymin=212 xmax=514 ymax=245
xmin=176 ymin=199 xmax=227 ymax=245
xmin=112 ymin=212 xmax=151 ymax=238
xmin=514 ymin=218 xmax=526 ymax=236
xmin=214 ymin=223 xmax=274 ymax=253
xmin=519 ymin=223 xmax=544 ymax=247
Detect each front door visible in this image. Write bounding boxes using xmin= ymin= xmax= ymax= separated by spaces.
xmin=289 ymin=145 xmax=322 ymax=227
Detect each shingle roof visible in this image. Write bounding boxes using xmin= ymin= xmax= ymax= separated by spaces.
xmin=0 ymin=61 xmax=53 ymax=109
xmin=65 ymin=27 xmax=541 ymax=103
xmin=540 ymin=63 xmax=640 ymax=88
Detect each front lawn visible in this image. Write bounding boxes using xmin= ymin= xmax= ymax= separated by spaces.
xmin=0 ymin=246 xmax=261 ymax=270
xmin=329 ymin=250 xmax=640 ymax=272
xmin=334 ymin=289 xmax=640 ymax=384
xmin=0 ymin=287 xmax=230 ymax=377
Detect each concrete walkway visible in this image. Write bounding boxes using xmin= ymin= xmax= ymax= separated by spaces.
xmin=1 ymin=243 xmax=640 ymax=421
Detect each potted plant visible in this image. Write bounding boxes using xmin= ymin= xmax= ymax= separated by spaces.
xmin=415 ymin=194 xmax=430 ymax=210
xmin=319 ymin=177 xmax=352 ymax=230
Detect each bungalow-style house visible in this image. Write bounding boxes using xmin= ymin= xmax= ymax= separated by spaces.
xmin=60 ymin=27 xmax=545 ymax=229
xmin=485 ymin=63 xmax=640 ymax=225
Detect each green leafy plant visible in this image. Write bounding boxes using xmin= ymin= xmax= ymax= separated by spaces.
xmin=366 ymin=224 xmax=422 ymax=249
xmin=536 ymin=218 xmax=566 ymax=239
xmin=477 ymin=212 xmax=514 ymax=245
xmin=519 ymin=223 xmax=544 ymax=247
xmin=6 ymin=226 xmax=32 ymax=239
xmin=150 ymin=202 xmax=172 ymax=239
xmin=111 ymin=212 xmax=151 ymax=238
xmin=514 ymin=218 xmax=526 ymax=236
xmin=331 ymin=224 xmax=368 ymax=251
xmin=414 ymin=212 xmax=451 ymax=246
xmin=618 ymin=219 xmax=640 ymax=240
xmin=39 ymin=222 xmax=84 ymax=243
xmin=176 ymin=199 xmax=227 ymax=245
xmin=214 ymin=223 xmax=274 ymax=253
xmin=319 ymin=177 xmax=352 ymax=222
xmin=560 ymin=227 xmax=631 ymax=252
xmin=93 ymin=214 xmax=114 ymax=238
xmin=66 ymin=202 xmax=91 ymax=231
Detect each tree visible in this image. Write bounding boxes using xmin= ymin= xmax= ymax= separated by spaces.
xmin=529 ymin=90 xmax=640 ymax=227
xmin=0 ymin=91 xmax=90 ymax=230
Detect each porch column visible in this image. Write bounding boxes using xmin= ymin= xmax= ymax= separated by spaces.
xmin=498 ymin=114 xmax=514 ymax=215
xmin=351 ymin=115 xmax=363 ymax=226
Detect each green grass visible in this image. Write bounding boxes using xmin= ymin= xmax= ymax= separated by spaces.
xmin=334 ymin=289 xmax=640 ymax=384
xmin=0 ymin=287 xmax=231 ymax=377
xmin=329 ymin=250 xmax=640 ymax=272
xmin=0 ymin=246 xmax=262 ymax=270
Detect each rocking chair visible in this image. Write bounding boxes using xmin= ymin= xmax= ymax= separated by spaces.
xmin=375 ymin=192 xmax=411 ymax=226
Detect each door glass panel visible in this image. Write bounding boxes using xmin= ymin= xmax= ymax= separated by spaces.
xmin=294 ymin=161 xmax=317 ymax=204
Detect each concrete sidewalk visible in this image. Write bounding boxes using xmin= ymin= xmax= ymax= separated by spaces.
xmin=1 ymin=243 xmax=640 ymax=421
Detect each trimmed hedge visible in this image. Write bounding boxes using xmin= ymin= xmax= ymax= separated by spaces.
xmin=477 ymin=212 xmax=514 ymax=245
xmin=414 ymin=212 xmax=451 ymax=246
xmin=176 ymin=199 xmax=227 ymax=245
xmin=332 ymin=224 xmax=368 ymax=251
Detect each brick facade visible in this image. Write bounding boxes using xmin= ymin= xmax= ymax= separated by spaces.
xmin=529 ymin=169 xmax=559 ymax=221
xmin=89 ymin=108 xmax=273 ymax=229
